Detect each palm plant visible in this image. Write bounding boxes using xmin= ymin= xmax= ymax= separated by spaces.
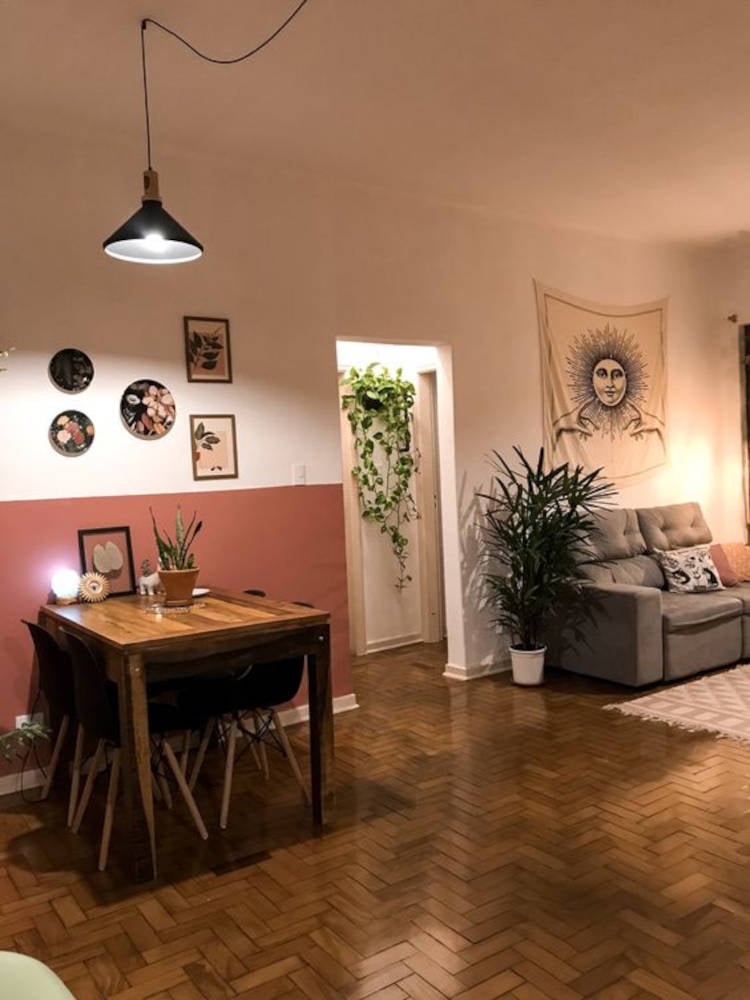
xmin=478 ymin=447 xmax=615 ymax=651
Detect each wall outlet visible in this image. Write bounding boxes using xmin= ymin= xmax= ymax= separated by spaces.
xmin=15 ymin=713 xmax=44 ymax=729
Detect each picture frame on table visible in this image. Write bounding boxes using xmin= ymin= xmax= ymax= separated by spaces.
xmin=190 ymin=414 xmax=239 ymax=481
xmin=77 ymin=525 xmax=137 ymax=596
xmin=184 ymin=316 xmax=232 ymax=383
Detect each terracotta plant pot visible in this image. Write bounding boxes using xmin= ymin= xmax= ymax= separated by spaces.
xmin=158 ymin=568 xmax=199 ymax=607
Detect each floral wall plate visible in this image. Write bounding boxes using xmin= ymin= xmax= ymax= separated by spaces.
xmin=48 ymin=348 xmax=94 ymax=393
xmin=120 ymin=379 xmax=176 ymax=438
xmin=49 ymin=411 xmax=95 ymax=456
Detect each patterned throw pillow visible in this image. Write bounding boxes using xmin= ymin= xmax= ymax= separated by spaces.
xmin=653 ymin=545 xmax=724 ymax=593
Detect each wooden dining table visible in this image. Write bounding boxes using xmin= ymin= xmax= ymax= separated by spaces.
xmin=38 ymin=588 xmax=333 ymax=882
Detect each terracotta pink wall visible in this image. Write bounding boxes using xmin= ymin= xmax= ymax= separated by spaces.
xmin=1 ymin=484 xmax=351 ymax=738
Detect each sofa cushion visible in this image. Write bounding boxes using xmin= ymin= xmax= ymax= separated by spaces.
xmin=721 ymin=542 xmax=750 ymax=582
xmin=653 ymin=545 xmax=723 ymax=593
xmin=579 ymin=508 xmax=646 ymax=562
xmin=661 ymin=590 xmax=742 ymax=630
xmin=709 ymin=544 xmax=740 ymax=587
xmin=578 ymin=554 xmax=665 ymax=587
xmin=638 ymin=501 xmax=712 ymax=552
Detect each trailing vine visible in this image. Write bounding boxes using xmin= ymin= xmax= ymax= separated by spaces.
xmin=341 ymin=363 xmax=419 ymax=590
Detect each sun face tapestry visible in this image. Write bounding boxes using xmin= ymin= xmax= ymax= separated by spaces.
xmin=536 ymin=282 xmax=668 ymax=483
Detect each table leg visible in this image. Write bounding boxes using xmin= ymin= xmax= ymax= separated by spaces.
xmin=307 ymin=624 xmax=334 ymax=825
xmin=115 ymin=651 xmax=157 ymax=881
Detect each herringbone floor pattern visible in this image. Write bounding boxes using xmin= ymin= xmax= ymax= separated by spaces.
xmin=2 ymin=646 xmax=750 ymax=998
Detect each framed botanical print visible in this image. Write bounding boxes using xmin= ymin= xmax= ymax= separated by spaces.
xmin=77 ymin=525 xmax=136 ymax=596
xmin=184 ymin=316 xmax=232 ymax=383
xmin=190 ymin=414 xmax=239 ymax=480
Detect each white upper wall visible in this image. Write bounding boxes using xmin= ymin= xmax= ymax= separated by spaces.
xmin=1 ymin=124 xmax=743 ymax=672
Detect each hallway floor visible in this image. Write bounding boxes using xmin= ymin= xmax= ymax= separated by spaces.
xmin=1 ymin=644 xmax=750 ymax=998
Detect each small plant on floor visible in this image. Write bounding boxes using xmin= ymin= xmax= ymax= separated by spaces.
xmin=150 ymin=506 xmax=203 ymax=570
xmin=341 ymin=363 xmax=419 ymax=590
xmin=0 ymin=720 xmax=49 ymax=762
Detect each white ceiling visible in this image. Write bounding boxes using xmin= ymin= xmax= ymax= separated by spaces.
xmin=5 ymin=0 xmax=750 ymax=243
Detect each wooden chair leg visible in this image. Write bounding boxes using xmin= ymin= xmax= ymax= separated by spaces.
xmin=188 ymin=717 xmax=215 ymax=792
xmin=67 ymin=723 xmax=85 ymax=827
xmin=238 ymin=711 xmax=263 ymax=773
xmin=40 ymin=714 xmax=69 ymax=800
xmin=253 ymin=711 xmax=270 ymax=780
xmin=72 ymin=739 xmax=106 ymax=834
xmin=271 ymin=709 xmax=310 ymax=804
xmin=151 ymin=771 xmax=163 ymax=803
xmin=179 ymin=731 xmax=191 ymax=775
xmin=98 ymin=749 xmax=120 ymax=871
xmin=161 ymin=739 xmax=208 ymax=840
xmin=220 ymin=719 xmax=238 ymax=830
xmin=154 ymin=747 xmax=173 ymax=810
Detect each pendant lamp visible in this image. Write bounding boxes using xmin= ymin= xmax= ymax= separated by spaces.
xmin=103 ymin=3 xmax=310 ymax=265
xmin=103 ymin=168 xmax=202 ymax=264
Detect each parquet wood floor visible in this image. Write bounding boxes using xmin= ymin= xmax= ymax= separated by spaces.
xmin=3 ymin=645 xmax=750 ymax=998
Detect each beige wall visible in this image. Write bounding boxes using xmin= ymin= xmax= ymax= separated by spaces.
xmin=1 ymin=124 xmax=743 ymax=677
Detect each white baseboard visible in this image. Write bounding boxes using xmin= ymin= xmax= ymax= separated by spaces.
xmin=366 ymin=633 xmax=422 ymax=654
xmin=279 ymin=692 xmax=359 ymax=726
xmin=443 ymin=659 xmax=510 ymax=681
xmin=0 ymin=694 xmax=360 ymax=797
xmin=0 ymin=767 xmax=46 ymax=798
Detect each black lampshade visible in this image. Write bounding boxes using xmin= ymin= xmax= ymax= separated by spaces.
xmin=103 ymin=170 xmax=202 ymax=264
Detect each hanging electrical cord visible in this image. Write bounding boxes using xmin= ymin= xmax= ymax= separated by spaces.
xmin=140 ymin=0 xmax=310 ymax=170
xmin=104 ymin=0 xmax=311 ymax=264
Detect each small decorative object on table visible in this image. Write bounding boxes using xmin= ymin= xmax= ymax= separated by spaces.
xmin=138 ymin=558 xmax=161 ymax=596
xmin=79 ymin=572 xmax=110 ymax=603
xmin=150 ymin=506 xmax=202 ymax=606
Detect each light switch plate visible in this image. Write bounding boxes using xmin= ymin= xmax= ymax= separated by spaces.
xmin=293 ymin=463 xmax=306 ymax=485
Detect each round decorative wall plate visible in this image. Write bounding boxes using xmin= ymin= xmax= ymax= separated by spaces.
xmin=120 ymin=379 xmax=176 ymax=438
xmin=48 ymin=348 xmax=94 ymax=393
xmin=49 ymin=410 xmax=95 ymax=456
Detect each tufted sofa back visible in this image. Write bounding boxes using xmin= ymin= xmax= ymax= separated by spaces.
xmin=576 ymin=501 xmax=712 ymax=589
xmin=637 ymin=501 xmax=712 ymax=551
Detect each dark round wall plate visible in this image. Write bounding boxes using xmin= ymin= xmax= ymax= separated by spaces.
xmin=49 ymin=410 xmax=95 ymax=456
xmin=48 ymin=348 xmax=94 ymax=393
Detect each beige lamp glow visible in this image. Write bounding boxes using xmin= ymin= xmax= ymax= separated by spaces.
xmin=50 ymin=568 xmax=80 ymax=605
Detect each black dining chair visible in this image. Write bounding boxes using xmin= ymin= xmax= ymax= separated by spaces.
xmin=64 ymin=631 xmax=210 ymax=870
xmin=22 ymin=621 xmax=82 ymax=826
xmin=184 ymin=597 xmax=311 ymax=829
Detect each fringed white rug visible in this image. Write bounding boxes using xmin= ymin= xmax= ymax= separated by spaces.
xmin=604 ymin=666 xmax=750 ymax=742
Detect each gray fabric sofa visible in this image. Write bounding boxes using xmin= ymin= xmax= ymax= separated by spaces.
xmin=546 ymin=501 xmax=750 ymax=687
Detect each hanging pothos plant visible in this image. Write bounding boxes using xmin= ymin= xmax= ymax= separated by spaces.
xmin=341 ymin=363 xmax=419 ymax=590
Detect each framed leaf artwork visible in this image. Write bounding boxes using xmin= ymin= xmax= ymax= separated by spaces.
xmin=184 ymin=316 xmax=232 ymax=383
xmin=190 ymin=414 xmax=238 ymax=480
xmin=77 ymin=525 xmax=136 ymax=596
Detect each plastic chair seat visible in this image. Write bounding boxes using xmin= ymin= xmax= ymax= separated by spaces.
xmin=0 ymin=951 xmax=75 ymax=998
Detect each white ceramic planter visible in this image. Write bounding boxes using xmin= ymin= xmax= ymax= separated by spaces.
xmin=509 ymin=646 xmax=546 ymax=686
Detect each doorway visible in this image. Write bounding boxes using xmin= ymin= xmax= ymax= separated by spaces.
xmin=336 ymin=341 xmax=449 ymax=656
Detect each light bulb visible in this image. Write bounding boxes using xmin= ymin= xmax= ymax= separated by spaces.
xmin=143 ymin=232 xmax=167 ymax=252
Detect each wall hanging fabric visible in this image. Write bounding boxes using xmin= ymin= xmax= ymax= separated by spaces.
xmin=535 ymin=282 xmax=667 ymax=483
